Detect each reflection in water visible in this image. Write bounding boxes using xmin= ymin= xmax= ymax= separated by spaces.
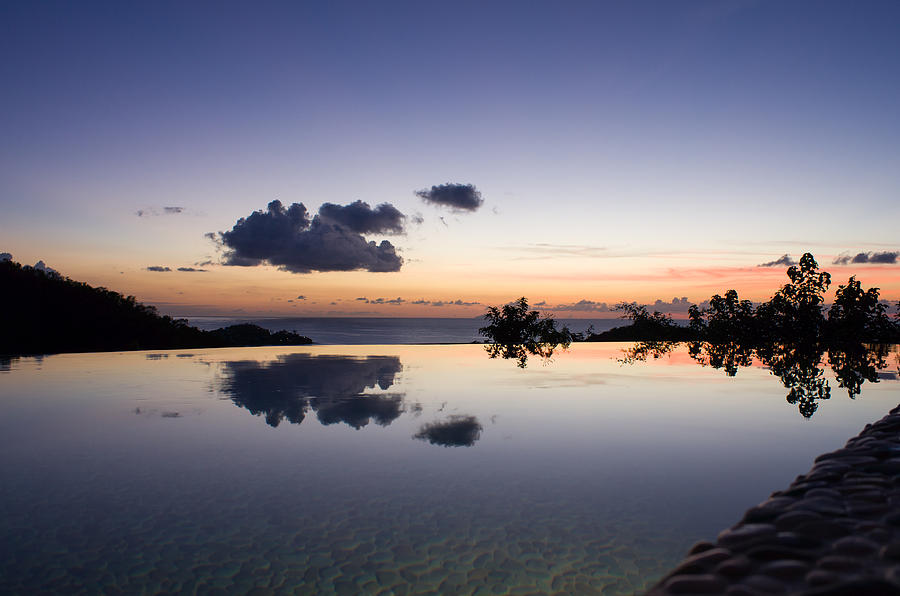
xmin=0 ymin=356 xmax=16 ymax=372
xmin=622 ymin=340 xmax=896 ymax=419
xmin=414 ymin=415 xmax=483 ymax=447
xmin=483 ymin=342 xmax=564 ymax=368
xmin=216 ymin=353 xmax=412 ymax=428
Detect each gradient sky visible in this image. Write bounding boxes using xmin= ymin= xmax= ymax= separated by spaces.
xmin=2 ymin=1 xmax=899 ymax=317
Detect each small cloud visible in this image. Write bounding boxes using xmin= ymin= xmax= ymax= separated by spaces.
xmin=356 ymin=297 xmax=368 ymax=301
xmin=833 ymin=251 xmax=899 ymax=265
xmin=146 ymin=266 xmax=172 ymax=272
xmin=430 ymin=299 xmax=481 ymax=307
xmin=534 ymin=300 xmax=547 ymax=306
xmin=415 ymin=183 xmax=484 ymax=212
xmin=552 ymin=299 xmax=612 ymax=312
xmin=832 ymin=250 xmax=900 ymax=265
xmin=758 ymin=254 xmax=796 ymax=268
xmin=177 ymin=267 xmax=207 ymax=272
xmin=410 ymin=213 xmax=425 ymax=225
xmin=365 ymin=297 xmax=406 ymax=305
xmin=411 ymin=299 xmax=431 ymax=305
xmin=296 ymin=295 xmax=306 ymax=300
xmin=33 ymin=260 xmax=60 ymax=276
xmin=137 ymin=206 xmax=186 ymax=217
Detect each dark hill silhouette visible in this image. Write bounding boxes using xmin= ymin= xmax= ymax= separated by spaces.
xmin=0 ymin=259 xmax=311 ymax=356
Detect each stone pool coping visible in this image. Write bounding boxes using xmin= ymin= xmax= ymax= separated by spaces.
xmin=646 ymin=403 xmax=900 ymax=596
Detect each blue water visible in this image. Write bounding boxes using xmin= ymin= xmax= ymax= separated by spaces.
xmin=186 ymin=316 xmax=623 ymax=344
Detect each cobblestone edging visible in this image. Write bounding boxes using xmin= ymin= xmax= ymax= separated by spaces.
xmin=646 ymin=404 xmax=900 ymax=596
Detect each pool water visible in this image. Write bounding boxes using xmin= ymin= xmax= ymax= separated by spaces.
xmin=1 ymin=343 xmax=898 ymax=594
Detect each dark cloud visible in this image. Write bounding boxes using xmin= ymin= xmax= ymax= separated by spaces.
xmin=137 ymin=206 xmax=185 ymax=217
xmin=296 ymin=295 xmax=306 ymax=300
xmin=414 ymin=415 xmax=483 ymax=447
xmin=415 ymin=183 xmax=483 ymax=212
xmin=410 ymin=213 xmax=425 ymax=225
xmin=0 ymin=252 xmax=11 ymax=262
xmin=833 ymin=251 xmax=899 ymax=265
xmin=356 ymin=297 xmax=368 ymax=301
xmin=146 ymin=266 xmax=172 ymax=272
xmin=318 ymin=200 xmax=405 ymax=234
xmin=758 ymin=254 xmax=796 ymax=267
xmin=177 ymin=267 xmax=207 ymax=272
xmin=213 ymin=200 xmax=403 ymax=274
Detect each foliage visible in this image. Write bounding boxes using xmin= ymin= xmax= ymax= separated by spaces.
xmin=1 ymin=258 xmax=311 ymax=355
xmin=755 ymin=253 xmax=831 ymax=343
xmin=479 ymin=297 xmax=572 ymax=367
xmin=827 ymin=276 xmax=893 ymax=342
xmin=586 ymin=302 xmax=694 ymax=342
xmin=689 ymin=289 xmax=755 ymax=345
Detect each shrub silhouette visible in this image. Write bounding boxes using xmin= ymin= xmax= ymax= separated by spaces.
xmin=479 ymin=297 xmax=572 ymax=367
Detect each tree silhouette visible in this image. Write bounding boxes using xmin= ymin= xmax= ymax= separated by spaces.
xmin=479 ymin=297 xmax=572 ymax=367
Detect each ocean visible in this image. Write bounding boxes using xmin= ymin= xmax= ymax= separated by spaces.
xmin=185 ymin=316 xmax=625 ymax=345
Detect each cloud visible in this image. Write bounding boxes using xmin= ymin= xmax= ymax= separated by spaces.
xmin=296 ymin=295 xmax=306 ymax=300
xmin=212 ymin=200 xmax=403 ymax=274
xmin=177 ymin=267 xmax=207 ymax=272
xmin=758 ymin=254 xmax=796 ymax=267
xmin=318 ymin=200 xmax=405 ymax=234
xmin=33 ymin=260 xmax=60 ymax=276
xmin=552 ymin=299 xmax=612 ymax=312
xmin=136 ymin=206 xmax=185 ymax=217
xmin=413 ymin=415 xmax=483 ymax=447
xmin=429 ymin=299 xmax=481 ymax=307
xmin=415 ymin=183 xmax=483 ymax=212
xmin=363 ymin=297 xmax=406 ymax=305
xmin=548 ymin=297 xmax=695 ymax=313
xmin=833 ymin=251 xmax=899 ymax=265
xmin=146 ymin=266 xmax=172 ymax=272
xmin=650 ymin=297 xmax=694 ymax=313
xmin=410 ymin=213 xmax=425 ymax=225
xmin=356 ymin=297 xmax=368 ymax=301
xmin=0 ymin=252 xmax=12 ymax=262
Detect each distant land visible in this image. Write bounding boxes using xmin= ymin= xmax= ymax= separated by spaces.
xmin=0 ymin=258 xmax=311 ymax=357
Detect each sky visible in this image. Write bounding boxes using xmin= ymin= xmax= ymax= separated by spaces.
xmin=2 ymin=0 xmax=899 ymax=317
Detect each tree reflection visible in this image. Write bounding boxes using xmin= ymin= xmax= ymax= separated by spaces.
xmin=827 ymin=343 xmax=890 ymax=399
xmin=622 ymin=340 xmax=894 ymax=419
xmin=758 ymin=343 xmax=830 ymax=419
xmin=215 ymin=353 xmax=412 ymax=429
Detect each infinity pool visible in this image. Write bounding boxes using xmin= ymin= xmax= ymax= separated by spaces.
xmin=1 ymin=343 xmax=898 ymax=594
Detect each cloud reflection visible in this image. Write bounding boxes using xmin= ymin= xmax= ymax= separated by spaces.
xmin=414 ymin=415 xmax=483 ymax=447
xmin=215 ymin=353 xmax=411 ymax=429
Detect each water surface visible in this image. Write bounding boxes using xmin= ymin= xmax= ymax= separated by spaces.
xmin=1 ymin=343 xmax=898 ymax=594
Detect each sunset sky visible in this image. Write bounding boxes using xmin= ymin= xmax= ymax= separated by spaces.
xmin=2 ymin=1 xmax=899 ymax=317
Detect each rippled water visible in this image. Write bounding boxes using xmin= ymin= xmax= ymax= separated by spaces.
xmin=1 ymin=343 xmax=898 ymax=594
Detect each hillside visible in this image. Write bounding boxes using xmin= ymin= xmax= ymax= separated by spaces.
xmin=0 ymin=259 xmax=311 ymax=356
